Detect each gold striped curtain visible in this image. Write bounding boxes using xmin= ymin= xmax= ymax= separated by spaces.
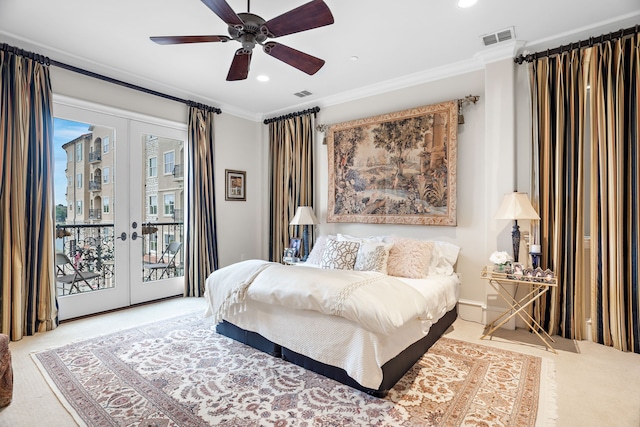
xmin=184 ymin=106 xmax=219 ymax=297
xmin=529 ymin=49 xmax=588 ymax=339
xmin=589 ymin=34 xmax=640 ymax=352
xmin=0 ymin=50 xmax=57 ymax=340
xmin=268 ymin=114 xmax=315 ymax=262
xmin=529 ymin=32 xmax=640 ymax=353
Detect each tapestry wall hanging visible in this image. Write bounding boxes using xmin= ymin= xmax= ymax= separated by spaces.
xmin=327 ymin=100 xmax=458 ymax=225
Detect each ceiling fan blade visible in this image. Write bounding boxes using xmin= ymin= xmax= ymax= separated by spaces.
xmin=226 ymin=49 xmax=252 ymax=81
xmin=261 ymin=0 xmax=334 ymax=38
xmin=263 ymin=42 xmax=325 ymax=75
xmin=150 ymin=35 xmax=231 ymax=45
xmin=200 ymin=0 xmax=244 ymax=28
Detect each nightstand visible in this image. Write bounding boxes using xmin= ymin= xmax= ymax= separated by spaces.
xmin=282 ymin=257 xmax=300 ymax=265
xmin=480 ymin=266 xmax=558 ymax=353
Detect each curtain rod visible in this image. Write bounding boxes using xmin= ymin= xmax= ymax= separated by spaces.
xmin=0 ymin=42 xmax=222 ymax=114
xmin=514 ymin=24 xmax=639 ymax=64
xmin=263 ymin=106 xmax=320 ymax=125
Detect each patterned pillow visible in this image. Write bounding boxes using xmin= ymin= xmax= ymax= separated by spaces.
xmin=305 ymin=235 xmax=333 ymax=265
xmin=354 ymin=241 xmax=393 ymax=274
xmin=320 ymin=239 xmax=360 ymax=270
xmin=386 ymin=238 xmax=436 ymax=278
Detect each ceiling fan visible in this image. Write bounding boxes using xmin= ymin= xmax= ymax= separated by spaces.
xmin=150 ymin=0 xmax=334 ymax=81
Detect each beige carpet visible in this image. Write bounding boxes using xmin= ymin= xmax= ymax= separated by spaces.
xmin=32 ymin=313 xmax=555 ymax=426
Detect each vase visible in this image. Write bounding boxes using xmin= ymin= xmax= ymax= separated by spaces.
xmin=493 ymin=263 xmax=506 ymax=273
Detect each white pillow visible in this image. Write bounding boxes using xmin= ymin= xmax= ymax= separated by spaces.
xmin=430 ymin=241 xmax=461 ymax=275
xmin=320 ymin=239 xmax=360 ymax=270
xmin=386 ymin=238 xmax=435 ymax=279
xmin=353 ymin=241 xmax=393 ymax=274
xmin=336 ymin=233 xmax=386 ymax=244
xmin=305 ymin=235 xmax=335 ymax=265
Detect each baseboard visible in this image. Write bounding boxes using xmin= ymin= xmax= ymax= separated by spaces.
xmin=457 ymin=299 xmax=515 ymax=330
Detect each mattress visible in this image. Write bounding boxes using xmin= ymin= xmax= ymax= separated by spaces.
xmin=219 ymin=269 xmax=460 ymax=390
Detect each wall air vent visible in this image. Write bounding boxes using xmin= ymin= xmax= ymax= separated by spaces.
xmin=294 ymin=90 xmax=313 ymax=98
xmin=481 ymin=27 xmax=515 ymax=47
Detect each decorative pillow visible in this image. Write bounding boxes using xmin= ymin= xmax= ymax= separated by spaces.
xmin=320 ymin=239 xmax=360 ymax=270
xmin=430 ymin=241 xmax=461 ymax=275
xmin=354 ymin=241 xmax=393 ymax=274
xmin=305 ymin=235 xmax=335 ymax=265
xmin=386 ymin=238 xmax=436 ymax=279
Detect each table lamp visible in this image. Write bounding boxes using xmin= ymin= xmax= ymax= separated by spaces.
xmin=494 ymin=192 xmax=540 ymax=262
xmin=289 ymin=206 xmax=319 ymax=261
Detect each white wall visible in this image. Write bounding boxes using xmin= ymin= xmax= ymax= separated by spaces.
xmin=51 ymin=67 xmax=264 ymax=269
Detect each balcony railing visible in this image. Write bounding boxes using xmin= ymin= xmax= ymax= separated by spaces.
xmin=89 ymin=180 xmax=102 ymax=191
xmin=55 ymin=223 xmax=115 ymax=296
xmin=88 ymin=209 xmax=102 ymax=219
xmin=55 ymin=221 xmax=184 ymax=295
xmin=89 ymin=151 xmax=102 ymax=163
xmin=173 ymin=164 xmax=183 ymax=180
xmin=141 ymin=221 xmax=184 ymax=281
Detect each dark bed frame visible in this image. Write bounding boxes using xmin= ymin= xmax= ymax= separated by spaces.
xmin=216 ymin=306 xmax=458 ymax=397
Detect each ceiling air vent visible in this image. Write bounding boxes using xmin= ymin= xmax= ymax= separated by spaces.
xmin=294 ymin=90 xmax=313 ymax=98
xmin=481 ymin=27 xmax=515 ymax=47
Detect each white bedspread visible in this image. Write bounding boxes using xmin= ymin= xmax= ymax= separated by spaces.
xmin=204 ymin=260 xmax=460 ymax=389
xmin=205 ymin=259 xmax=432 ymax=335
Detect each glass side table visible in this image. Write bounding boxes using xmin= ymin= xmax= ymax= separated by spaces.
xmin=480 ymin=266 xmax=558 ymax=353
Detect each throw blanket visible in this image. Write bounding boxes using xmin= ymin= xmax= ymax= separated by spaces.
xmin=204 ymin=260 xmax=431 ymax=335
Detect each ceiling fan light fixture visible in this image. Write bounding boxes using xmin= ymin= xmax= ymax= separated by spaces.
xmin=457 ymin=0 xmax=478 ymax=8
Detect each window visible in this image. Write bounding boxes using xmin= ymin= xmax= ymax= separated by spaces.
xmin=75 ymin=143 xmax=82 ymax=162
xmin=103 ymin=167 xmax=110 ymax=184
xmin=164 ymin=151 xmax=175 ymax=175
xmin=149 ymin=234 xmax=158 ymax=253
xmin=68 ymin=176 xmax=73 ymax=187
xmin=149 ymin=195 xmax=158 ymax=215
xmin=76 ymin=200 xmax=83 ymax=214
xmin=76 ymin=173 xmax=83 ymax=188
xmin=148 ymin=157 xmax=157 ymax=177
xmin=103 ymin=136 xmax=110 ymax=153
xmin=103 ymin=197 xmax=110 ymax=214
xmin=163 ymin=193 xmax=175 ymax=216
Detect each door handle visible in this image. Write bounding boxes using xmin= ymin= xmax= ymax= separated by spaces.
xmin=118 ymin=232 xmax=127 ymax=241
xmin=131 ymin=231 xmax=138 ymax=241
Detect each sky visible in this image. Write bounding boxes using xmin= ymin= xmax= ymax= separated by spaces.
xmin=54 ymin=118 xmax=90 ymax=206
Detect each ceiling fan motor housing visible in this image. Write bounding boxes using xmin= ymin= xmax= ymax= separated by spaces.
xmin=229 ymin=13 xmax=268 ymax=48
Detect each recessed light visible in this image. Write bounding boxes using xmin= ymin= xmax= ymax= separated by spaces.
xmin=457 ymin=0 xmax=478 ymax=8
xmin=256 ymin=75 xmax=269 ymax=82
xmin=350 ymin=56 xmax=359 ymax=61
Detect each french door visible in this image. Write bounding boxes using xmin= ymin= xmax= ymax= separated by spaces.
xmin=54 ymin=99 xmax=187 ymax=320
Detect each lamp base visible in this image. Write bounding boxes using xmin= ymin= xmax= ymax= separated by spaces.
xmin=301 ymin=225 xmax=310 ymax=262
xmin=511 ymin=221 xmax=521 ymax=263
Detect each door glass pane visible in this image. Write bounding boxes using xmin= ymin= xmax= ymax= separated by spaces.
xmin=54 ymin=119 xmax=116 ymax=296
xmin=141 ymin=134 xmax=184 ymax=282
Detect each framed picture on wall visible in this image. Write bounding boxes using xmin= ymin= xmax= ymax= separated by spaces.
xmin=225 ymin=169 xmax=246 ymax=201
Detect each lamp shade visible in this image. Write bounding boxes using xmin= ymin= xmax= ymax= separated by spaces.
xmin=494 ymin=193 xmax=540 ymax=220
xmin=289 ymin=206 xmax=319 ymax=225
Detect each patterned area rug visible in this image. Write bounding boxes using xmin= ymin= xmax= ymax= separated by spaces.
xmin=33 ymin=314 xmax=552 ymax=427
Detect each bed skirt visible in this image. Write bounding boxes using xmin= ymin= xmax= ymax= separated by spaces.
xmin=216 ymin=306 xmax=458 ymax=397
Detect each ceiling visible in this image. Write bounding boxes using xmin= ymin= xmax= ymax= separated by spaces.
xmin=1 ymin=0 xmax=639 ymax=121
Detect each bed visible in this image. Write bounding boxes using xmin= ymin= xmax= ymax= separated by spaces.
xmin=204 ymin=235 xmax=460 ymax=397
